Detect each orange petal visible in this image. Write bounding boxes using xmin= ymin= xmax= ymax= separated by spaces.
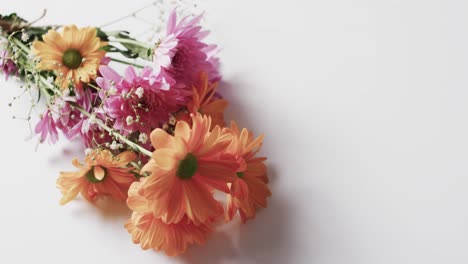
xmin=182 ymin=179 xmax=222 ymax=224
xmin=97 ymin=179 xmax=127 ymax=201
xmin=202 ymin=99 xmax=228 ymax=115
xmin=197 ymin=158 xmax=237 ymax=183
xmin=94 ymin=166 xmax=105 ymax=181
xmin=189 ymin=113 xmax=211 ymax=150
xmin=163 ymin=183 xmax=187 ymax=224
xmin=140 ymin=168 xmax=175 ymax=200
xmin=57 ymin=171 xmax=86 ymax=205
xmin=125 ymin=212 xmax=211 ymax=256
xmin=59 ymin=186 xmax=81 ymax=205
xmin=225 ymin=195 xmax=237 ymax=222
xmin=153 ymin=149 xmax=177 ymax=170
xmin=198 ymin=126 xmax=231 ymax=157
xmin=62 ymin=25 xmax=78 ymax=47
xmin=31 ymin=41 xmax=62 ymax=60
xmin=41 ymin=29 xmax=66 ymax=52
xmin=127 ymin=182 xmax=148 ymax=212
xmin=245 ymin=134 xmax=264 ymax=155
xmin=174 ymin=121 xmax=191 ymax=143
xmin=72 ymin=158 xmax=84 ymax=168
xmin=114 ymin=151 xmax=137 ymax=166
xmin=230 ymin=179 xmax=249 ymax=200
xmin=150 ymin=128 xmax=175 ymax=149
xmin=244 ymin=176 xmax=272 ymax=208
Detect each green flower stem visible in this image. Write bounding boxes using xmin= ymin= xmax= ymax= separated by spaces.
xmin=8 ymin=37 xmax=49 ymax=100
xmin=9 ymin=37 xmax=61 ymax=99
xmin=9 ymin=35 xmax=29 ymax=53
xmin=73 ymin=103 xmax=153 ymax=157
xmin=110 ymin=57 xmax=145 ymax=68
xmin=109 ymin=37 xmax=153 ymax=49
xmin=130 ymin=161 xmax=141 ymax=170
xmin=86 ymin=82 xmax=101 ymax=91
xmin=37 ymin=77 xmax=52 ymax=100
xmin=38 ymin=74 xmax=60 ymax=93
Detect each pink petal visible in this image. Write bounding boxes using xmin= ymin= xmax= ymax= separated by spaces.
xmin=99 ymin=66 xmax=122 ymax=83
xmin=167 ymin=9 xmax=178 ymax=33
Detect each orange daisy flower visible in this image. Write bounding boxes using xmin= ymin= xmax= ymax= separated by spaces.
xmin=57 ymin=149 xmax=137 ymax=205
xmin=125 ymin=181 xmax=211 ymax=256
xmin=32 ymin=25 xmax=106 ymax=91
xmin=175 ymin=72 xmax=228 ymax=128
xmin=140 ymin=113 xmax=238 ymax=224
xmin=224 ymin=121 xmax=271 ymax=223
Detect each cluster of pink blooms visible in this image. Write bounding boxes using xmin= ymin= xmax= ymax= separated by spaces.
xmin=35 ymin=89 xmax=107 ymax=146
xmin=35 ymin=11 xmax=219 ymax=151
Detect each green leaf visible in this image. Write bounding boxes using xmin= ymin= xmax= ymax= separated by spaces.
xmin=101 ymin=31 xmax=153 ymax=60
xmin=0 ymin=13 xmax=27 ymax=23
xmin=96 ymin=27 xmax=109 ymax=41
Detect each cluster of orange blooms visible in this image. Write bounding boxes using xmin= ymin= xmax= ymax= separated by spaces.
xmin=57 ymin=112 xmax=271 ymax=256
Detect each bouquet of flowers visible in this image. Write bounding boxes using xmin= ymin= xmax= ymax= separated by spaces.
xmin=0 ymin=6 xmax=271 ymax=256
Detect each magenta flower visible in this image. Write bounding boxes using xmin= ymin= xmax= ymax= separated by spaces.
xmin=0 ymin=50 xmax=17 ymax=80
xmin=96 ymin=65 xmax=182 ymax=136
xmin=35 ymin=109 xmax=59 ymax=144
xmin=153 ymin=10 xmax=220 ymax=91
xmin=34 ymin=89 xmax=107 ymax=147
xmin=65 ymin=89 xmax=110 ymax=147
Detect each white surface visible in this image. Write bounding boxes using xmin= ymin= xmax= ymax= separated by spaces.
xmin=1 ymin=0 xmax=468 ymax=263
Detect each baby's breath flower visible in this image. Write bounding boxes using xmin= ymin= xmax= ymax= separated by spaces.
xmin=126 ymin=116 xmax=134 ymax=125
xmin=21 ymin=32 xmax=29 ymax=42
xmin=138 ymin=133 xmax=148 ymax=144
xmin=109 ymin=141 xmax=121 ymax=150
xmin=46 ymin=76 xmax=54 ymax=84
xmin=84 ymin=148 xmax=93 ymax=155
xmin=89 ymin=113 xmax=97 ymax=124
xmin=109 ymin=86 xmax=118 ymax=95
xmin=135 ymin=87 xmax=144 ymax=98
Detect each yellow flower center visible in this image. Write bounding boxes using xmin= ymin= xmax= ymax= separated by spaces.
xmin=176 ymin=153 xmax=198 ymax=180
xmin=62 ymin=49 xmax=83 ymax=69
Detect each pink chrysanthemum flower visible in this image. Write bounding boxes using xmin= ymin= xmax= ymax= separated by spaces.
xmin=97 ymin=66 xmax=181 ymax=136
xmin=66 ymin=90 xmax=108 ymax=145
xmin=35 ymin=108 xmax=60 ymax=144
xmin=153 ymin=10 xmax=220 ymax=91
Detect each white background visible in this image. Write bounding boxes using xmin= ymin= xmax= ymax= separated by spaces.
xmin=1 ymin=0 xmax=468 ymax=263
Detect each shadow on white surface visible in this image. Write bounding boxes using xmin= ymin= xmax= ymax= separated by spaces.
xmin=218 ymin=79 xmax=257 ymax=135
xmin=182 ymin=227 xmax=238 ymax=263
xmin=180 ymin=165 xmax=295 ymax=264
xmin=175 ymin=79 xmax=294 ymax=263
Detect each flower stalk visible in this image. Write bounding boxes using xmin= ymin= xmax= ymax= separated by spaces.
xmin=108 ymin=37 xmax=153 ymax=49
xmin=110 ymin=57 xmax=145 ymax=68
